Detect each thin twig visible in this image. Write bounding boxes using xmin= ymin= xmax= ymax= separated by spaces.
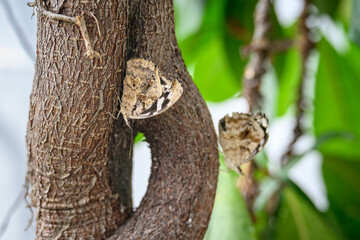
xmin=36 ymin=0 xmax=101 ymax=59
xmin=76 ymin=15 xmax=101 ymax=59
xmin=1 ymin=0 xmax=35 ymax=61
xmin=242 ymin=0 xmax=271 ymax=112
xmin=239 ymin=0 xmax=272 ymax=223
xmin=281 ymin=0 xmax=315 ymax=165
xmin=0 ymin=186 xmax=28 ymax=238
xmin=237 ymin=162 xmax=258 ymax=223
xmin=24 ymin=181 xmax=34 ymax=231
xmin=89 ymin=12 xmax=102 ymax=39
xmin=36 ymin=0 xmax=77 ymax=23
xmin=241 ymin=39 xmax=294 ymax=57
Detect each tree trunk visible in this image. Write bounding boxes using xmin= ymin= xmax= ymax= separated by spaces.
xmin=26 ymin=1 xmax=130 ymax=239
xmin=26 ymin=0 xmax=218 ymax=239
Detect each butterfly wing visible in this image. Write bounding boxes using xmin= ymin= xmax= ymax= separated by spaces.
xmin=130 ymin=77 xmax=183 ymax=119
xmin=219 ymin=112 xmax=269 ymax=174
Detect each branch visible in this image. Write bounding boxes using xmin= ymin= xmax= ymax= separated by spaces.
xmin=109 ymin=1 xmax=219 ymax=239
xmin=237 ymin=162 xmax=259 ymax=223
xmin=241 ymin=38 xmax=294 ymax=57
xmin=35 ymin=0 xmax=101 ymax=59
xmin=242 ymin=0 xmax=271 ymax=112
xmin=281 ymin=0 xmax=315 ymax=165
xmin=239 ymin=0 xmax=272 ymax=223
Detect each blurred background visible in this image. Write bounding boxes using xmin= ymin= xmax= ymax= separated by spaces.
xmin=1 ymin=0 xmax=359 ymax=239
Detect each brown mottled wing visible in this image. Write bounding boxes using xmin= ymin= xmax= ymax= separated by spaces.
xmin=120 ymin=58 xmax=162 ymax=120
xmin=134 ymin=76 xmax=183 ymax=119
xmin=218 ymin=112 xmax=269 ymax=174
xmin=120 ymin=58 xmax=183 ymax=121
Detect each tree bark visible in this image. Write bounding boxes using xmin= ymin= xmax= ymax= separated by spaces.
xmin=108 ymin=1 xmax=219 ymax=239
xmin=26 ymin=1 xmax=130 ymax=239
xmin=27 ymin=0 xmax=218 ymax=239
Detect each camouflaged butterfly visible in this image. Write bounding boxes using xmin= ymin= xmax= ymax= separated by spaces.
xmin=120 ymin=58 xmax=183 ymax=126
xmin=219 ymin=112 xmax=269 ymax=174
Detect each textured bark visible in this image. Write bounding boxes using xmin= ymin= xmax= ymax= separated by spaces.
xmin=27 ymin=0 xmax=218 ymax=239
xmin=26 ymin=0 xmax=130 ymax=239
xmin=108 ymin=0 xmax=219 ymax=239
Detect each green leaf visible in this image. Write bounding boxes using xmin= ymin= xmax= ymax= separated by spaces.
xmin=202 ymin=0 xmax=227 ymax=29
xmin=177 ymin=0 xmax=242 ymax=102
xmin=134 ymin=132 xmax=145 ymax=143
xmin=275 ymin=48 xmax=302 ymax=116
xmin=174 ymin=0 xmax=205 ymax=41
xmin=224 ymin=34 xmax=246 ymax=87
xmin=253 ymin=177 xmax=281 ymax=213
xmin=179 ymin=30 xmax=242 ymax=102
xmin=193 ymin=35 xmax=241 ymax=102
xmin=178 ymin=0 xmax=248 ymax=102
xmin=178 ymin=0 xmax=227 ymax=66
xmin=204 ymin=156 xmax=256 ymax=240
xmin=225 ymin=0 xmax=256 ymax=35
xmin=313 ymin=0 xmax=341 ymax=16
xmin=273 ymin=187 xmax=341 ymax=240
xmin=314 ymin=40 xmax=360 ymax=158
xmin=323 ymin=155 xmax=360 ymax=239
xmin=349 ymin=0 xmax=360 ymax=46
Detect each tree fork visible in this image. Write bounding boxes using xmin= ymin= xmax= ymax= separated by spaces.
xmin=26 ymin=0 xmax=218 ymax=239
xmin=108 ymin=1 xmax=219 ymax=238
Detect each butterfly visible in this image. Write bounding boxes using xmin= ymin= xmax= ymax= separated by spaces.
xmin=218 ymin=112 xmax=269 ymax=174
xmin=120 ymin=58 xmax=183 ymax=126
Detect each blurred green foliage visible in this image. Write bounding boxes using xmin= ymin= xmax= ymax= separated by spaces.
xmin=205 ymin=156 xmax=256 ymax=240
xmin=273 ymin=187 xmax=340 ymax=240
xmin=350 ymin=0 xmax=360 ymax=44
xmin=174 ymin=0 xmax=360 ymax=239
